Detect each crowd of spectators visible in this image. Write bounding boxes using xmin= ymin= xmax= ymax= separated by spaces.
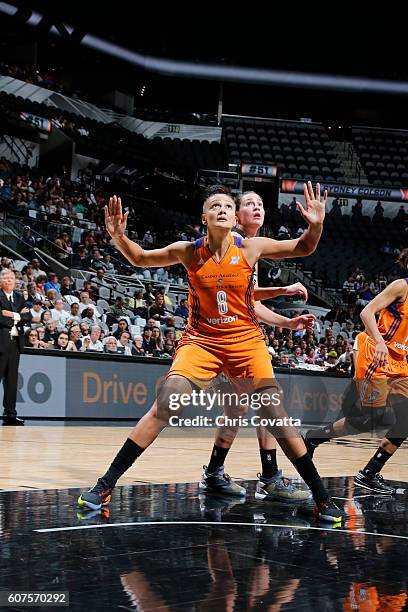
xmin=341 ymin=266 xmax=389 ymax=310
xmin=0 ymin=159 xmax=194 ymax=284
xmin=263 ymin=314 xmax=357 ymax=374
xmin=3 ymin=156 xmax=402 ymax=297
xmin=0 ymin=157 xmax=388 ymax=375
xmin=0 ymin=253 xmax=359 ymax=374
xmin=277 ymin=197 xmax=407 ymax=241
xmin=0 ymin=254 xmax=185 ymax=359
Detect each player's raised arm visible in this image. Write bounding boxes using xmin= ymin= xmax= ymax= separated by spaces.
xmin=245 ymin=182 xmax=327 ymax=261
xmin=105 ymin=196 xmax=191 ymax=268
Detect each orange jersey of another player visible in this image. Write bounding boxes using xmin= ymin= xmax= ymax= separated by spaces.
xmin=343 ymin=583 xmax=407 ymax=612
xmin=378 ymin=278 xmax=408 ymax=357
xmin=185 ymin=234 xmax=262 ymax=340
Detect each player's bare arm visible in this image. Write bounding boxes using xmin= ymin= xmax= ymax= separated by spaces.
xmin=360 ymin=278 xmax=408 ymax=367
xmin=254 ymin=282 xmax=308 ymax=301
xmin=254 ymin=301 xmax=315 ymax=330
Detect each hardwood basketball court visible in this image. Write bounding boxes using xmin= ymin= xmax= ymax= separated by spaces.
xmin=1 ymin=424 xmax=407 ymax=491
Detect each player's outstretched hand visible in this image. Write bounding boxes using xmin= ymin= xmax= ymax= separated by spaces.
xmin=286 ymin=282 xmax=308 ymax=301
xmin=289 ymin=314 xmax=316 ymax=331
xmin=296 ymin=181 xmax=327 ymax=226
xmin=105 ymin=195 xmax=129 ymax=239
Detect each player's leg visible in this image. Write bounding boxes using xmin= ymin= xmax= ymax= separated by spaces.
xmin=200 ymin=383 xmax=247 ymax=496
xmin=255 ymin=384 xmax=345 ymax=522
xmin=255 ymin=425 xmax=311 ymax=502
xmin=305 ymin=335 xmax=386 ymax=458
xmin=304 ymin=378 xmax=363 ymax=457
xmin=78 ymin=374 xmax=193 ymax=509
xmin=230 ymin=339 xmax=345 ymax=522
xmin=355 ymin=385 xmax=408 ymax=494
xmin=203 ymin=386 xmax=309 ymax=499
xmin=78 ymin=340 xmax=220 ymax=510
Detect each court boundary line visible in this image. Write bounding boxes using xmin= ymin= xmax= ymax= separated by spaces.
xmin=34 ymin=520 xmax=408 ymax=540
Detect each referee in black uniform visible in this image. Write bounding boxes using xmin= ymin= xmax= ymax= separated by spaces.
xmin=0 ymin=268 xmax=32 ymax=425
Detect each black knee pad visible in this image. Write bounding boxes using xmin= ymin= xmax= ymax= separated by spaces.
xmin=341 ymin=379 xmax=360 ymax=418
xmin=384 ymin=436 xmax=405 ymax=448
xmin=345 ymin=406 xmax=387 ymax=433
xmin=386 ymin=395 xmax=408 ymax=441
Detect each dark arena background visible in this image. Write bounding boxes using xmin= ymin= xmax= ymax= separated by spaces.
xmin=0 ymin=4 xmax=408 ymax=610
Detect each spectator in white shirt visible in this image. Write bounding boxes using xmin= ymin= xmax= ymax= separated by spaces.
xmin=81 ymin=325 xmax=104 ymax=352
xmin=78 ymin=291 xmax=94 ymax=308
xmin=31 ymin=258 xmax=46 ymax=279
xmin=341 ymin=320 xmax=354 ymax=340
xmin=30 ymin=300 xmax=44 ymax=324
xmin=117 ymin=330 xmax=132 ymax=355
xmin=51 ymin=298 xmax=71 ymax=330
xmin=337 ymin=342 xmax=353 ymax=364
xmin=78 ymin=291 xmax=100 ymax=318
xmin=27 ymin=281 xmax=45 ymax=304
xmin=45 ymin=288 xmax=59 ymax=309
xmin=90 ymin=268 xmax=110 ymax=287
xmin=67 ymin=302 xmax=81 ymax=325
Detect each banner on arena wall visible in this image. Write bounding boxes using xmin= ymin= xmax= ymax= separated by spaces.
xmin=278 ymin=191 xmax=403 ymax=219
xmin=156 ymin=372 xmax=349 ymax=430
xmin=65 ymin=358 xmax=169 ymax=419
xmin=281 ymin=179 xmax=408 ymax=202
xmin=0 ymin=355 xmax=66 ymax=417
xmin=2 ymin=354 xmax=350 ymax=423
xmin=176 ymin=372 xmax=348 ymax=425
xmin=279 ymin=372 xmax=347 ymax=423
xmin=64 ymin=358 xmax=350 ymax=423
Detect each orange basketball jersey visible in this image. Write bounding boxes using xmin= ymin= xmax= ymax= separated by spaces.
xmin=378 ymin=278 xmax=408 ymax=357
xmin=185 ymin=234 xmax=262 ymax=340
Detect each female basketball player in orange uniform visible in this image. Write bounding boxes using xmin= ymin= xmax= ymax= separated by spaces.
xmin=200 ymin=190 xmax=314 ymax=502
xmin=306 ymin=249 xmax=408 ymax=494
xmin=78 ymin=182 xmax=344 ymax=522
